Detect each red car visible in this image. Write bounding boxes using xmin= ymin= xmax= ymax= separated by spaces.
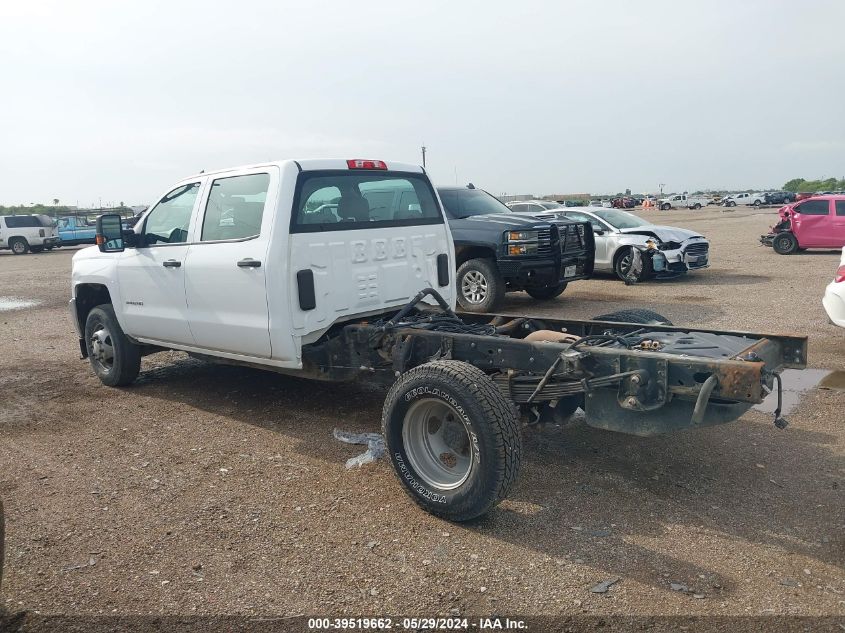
xmin=761 ymin=195 xmax=845 ymax=254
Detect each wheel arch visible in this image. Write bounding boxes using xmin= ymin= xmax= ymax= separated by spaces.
xmin=74 ymin=283 xmax=113 ymax=335
xmin=454 ymin=244 xmax=497 ymax=267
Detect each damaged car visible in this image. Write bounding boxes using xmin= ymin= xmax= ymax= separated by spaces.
xmin=524 ymin=208 xmax=710 ymax=282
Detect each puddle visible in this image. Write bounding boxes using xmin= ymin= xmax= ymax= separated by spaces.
xmin=753 ymin=368 xmax=844 ymax=415
xmin=0 ymin=296 xmax=40 ymax=312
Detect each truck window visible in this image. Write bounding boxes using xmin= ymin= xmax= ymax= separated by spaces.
xmin=794 ymin=199 xmax=830 ymax=215
xmin=836 ymin=201 xmax=845 ymax=216
xmin=201 ymin=173 xmax=270 ymax=242
xmin=292 ymin=172 xmax=441 ymax=232
xmin=143 ymin=182 xmax=201 ymax=245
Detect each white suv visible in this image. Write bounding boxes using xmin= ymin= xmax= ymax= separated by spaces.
xmin=0 ymin=215 xmax=60 ymax=254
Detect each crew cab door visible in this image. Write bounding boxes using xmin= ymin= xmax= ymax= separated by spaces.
xmin=287 ymin=166 xmax=453 ymax=346
xmin=182 ymin=169 xmax=276 ymax=358
xmin=117 ymin=181 xmax=204 ymax=345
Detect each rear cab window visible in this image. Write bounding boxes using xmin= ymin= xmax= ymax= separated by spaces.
xmin=292 ymin=171 xmax=442 ymax=232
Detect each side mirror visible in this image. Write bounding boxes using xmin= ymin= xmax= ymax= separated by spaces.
xmin=96 ymin=214 xmax=125 ymax=252
xmin=593 ymin=227 xmax=605 ymax=235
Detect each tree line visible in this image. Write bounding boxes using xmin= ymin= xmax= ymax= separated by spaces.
xmin=782 ymin=177 xmax=845 ymax=193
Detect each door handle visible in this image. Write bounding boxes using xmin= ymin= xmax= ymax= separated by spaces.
xmin=237 ymin=258 xmax=261 ymax=268
xmin=162 ymin=259 xmax=181 ymax=268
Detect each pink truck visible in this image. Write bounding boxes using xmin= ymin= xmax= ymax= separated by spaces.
xmin=761 ymin=195 xmax=845 ymax=254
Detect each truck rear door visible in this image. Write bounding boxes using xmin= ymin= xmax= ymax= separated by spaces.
xmin=182 ymin=168 xmax=278 ymax=358
xmin=287 ymin=160 xmax=454 ymax=348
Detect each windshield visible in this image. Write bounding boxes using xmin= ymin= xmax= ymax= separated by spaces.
xmin=593 ymin=209 xmax=648 ymax=228
xmin=438 ymin=189 xmax=511 ymax=218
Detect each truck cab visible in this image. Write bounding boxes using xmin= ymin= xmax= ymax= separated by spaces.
xmin=70 ymin=159 xmax=454 ymax=369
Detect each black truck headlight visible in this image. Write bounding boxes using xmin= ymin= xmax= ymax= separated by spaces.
xmin=505 ymin=229 xmax=545 ymax=256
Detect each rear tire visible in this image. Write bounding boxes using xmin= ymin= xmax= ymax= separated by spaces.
xmin=456 ymin=258 xmax=505 ymax=313
xmin=592 ymin=308 xmax=673 ymax=325
xmin=693 ymin=203 xmax=702 ymax=210
xmin=84 ymin=304 xmax=141 ymax=387
xmin=526 ymin=282 xmax=567 ymax=300
xmin=772 ymin=233 xmax=799 ymax=255
xmin=660 ymin=203 xmax=671 ymax=211
xmin=382 ymin=360 xmax=521 ymax=521
xmin=9 ymin=238 xmax=29 ymax=255
xmin=753 ymin=200 xmax=762 ymax=207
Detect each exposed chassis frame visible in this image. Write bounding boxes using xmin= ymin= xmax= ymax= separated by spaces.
xmin=299 ymin=308 xmax=807 ymax=436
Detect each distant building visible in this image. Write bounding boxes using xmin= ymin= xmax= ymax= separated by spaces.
xmin=498 ymin=194 xmax=534 ymax=203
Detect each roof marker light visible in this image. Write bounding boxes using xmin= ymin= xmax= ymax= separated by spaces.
xmin=347 ymin=159 xmax=387 ymax=170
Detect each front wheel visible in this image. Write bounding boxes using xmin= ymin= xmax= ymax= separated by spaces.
xmin=660 ymin=203 xmax=671 ymax=211
xmin=456 ymin=258 xmax=505 ymax=313
xmin=772 ymin=232 xmax=799 ymax=255
xmin=613 ymin=247 xmax=652 ymax=282
xmin=382 ymin=361 xmax=521 ymax=521
xmin=84 ymin=304 xmax=141 ymax=386
xmin=526 ymin=282 xmax=567 ymax=300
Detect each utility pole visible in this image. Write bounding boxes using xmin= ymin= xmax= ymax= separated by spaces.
xmin=421 ymin=144 xmax=427 ymax=168
xmin=658 ymin=183 xmax=665 ymax=195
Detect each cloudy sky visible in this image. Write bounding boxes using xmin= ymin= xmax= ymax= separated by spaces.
xmin=1 ymin=0 xmax=843 ymax=205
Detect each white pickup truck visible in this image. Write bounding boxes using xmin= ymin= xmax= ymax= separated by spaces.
xmin=657 ymin=194 xmax=711 ymax=210
xmin=70 ymin=158 xmax=807 ymax=521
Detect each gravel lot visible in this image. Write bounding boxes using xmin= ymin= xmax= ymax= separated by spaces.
xmin=1 ymin=207 xmax=843 ymax=623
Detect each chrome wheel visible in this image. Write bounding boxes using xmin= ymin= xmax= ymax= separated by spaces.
xmin=619 ymin=252 xmax=633 ymax=275
xmin=461 ymin=270 xmax=488 ymax=305
xmin=11 ymin=240 xmax=26 ymax=254
xmin=402 ymin=398 xmax=474 ymax=490
xmin=89 ymin=320 xmax=115 ymax=374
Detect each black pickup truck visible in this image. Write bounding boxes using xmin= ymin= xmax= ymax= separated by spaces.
xmin=437 ymin=185 xmax=595 ymax=312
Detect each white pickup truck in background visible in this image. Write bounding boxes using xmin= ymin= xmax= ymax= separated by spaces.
xmin=68 ymin=158 xmax=808 ymax=521
xmin=658 ymin=194 xmax=711 ymax=210
xmin=722 ymin=192 xmax=766 ymax=207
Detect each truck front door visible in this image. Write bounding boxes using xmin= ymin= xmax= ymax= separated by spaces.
xmin=183 ymin=169 xmax=275 ymax=358
xmin=117 ymin=181 xmax=203 ymax=346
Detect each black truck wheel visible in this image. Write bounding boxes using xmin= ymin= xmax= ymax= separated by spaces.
xmin=382 ymin=360 xmax=521 ymax=521
xmin=456 ymin=258 xmax=505 ymax=313
xmin=592 ymin=308 xmax=673 ymax=325
xmin=526 ymin=282 xmax=567 ymax=300
xmin=772 ymin=233 xmax=799 ymax=255
xmin=84 ymin=304 xmax=141 ymax=387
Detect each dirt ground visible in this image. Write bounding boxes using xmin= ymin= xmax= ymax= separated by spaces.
xmin=1 ymin=206 xmax=843 ymax=624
